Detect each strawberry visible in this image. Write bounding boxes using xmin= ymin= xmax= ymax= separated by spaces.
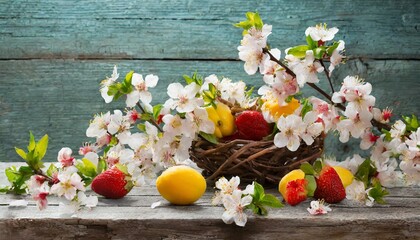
xmin=91 ymin=166 xmax=133 ymax=199
xmin=314 ymin=165 xmax=346 ymax=203
xmin=284 ymin=179 xmax=308 ymax=206
xmin=235 ymin=111 xmax=272 ymax=141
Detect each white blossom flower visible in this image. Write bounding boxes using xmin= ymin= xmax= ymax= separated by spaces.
xmin=360 ymin=130 xmax=380 ymax=150
xmin=373 ymin=107 xmax=393 ymax=123
xmin=164 ymin=82 xmax=203 ymax=113
xmin=162 ymin=114 xmax=189 ymax=137
xmin=329 ymin=40 xmax=345 ymax=74
xmin=57 ymin=147 xmax=75 ymax=167
xmin=126 ymin=73 xmax=158 ymax=107
xmin=376 ymin=158 xmax=405 ymax=187
xmin=238 ymin=44 xmax=264 ymax=75
xmin=242 ymin=182 xmax=255 ymax=195
xmin=212 ymin=176 xmax=241 ymax=205
xmin=300 ymin=111 xmax=324 ymax=146
xmin=274 ymin=114 xmax=305 ymax=151
xmin=307 ymin=200 xmax=331 ymax=215
xmin=106 ymin=144 xmax=134 ymax=167
xmin=78 ymin=142 xmax=97 ymax=156
xmin=107 ymin=110 xmax=131 ymax=135
xmin=100 ymin=65 xmax=119 ymax=103
xmin=185 ymin=108 xmax=215 ymax=137
xmin=221 ymin=190 xmax=253 ymax=227
xmin=291 ymin=50 xmax=324 ymax=87
xmin=50 ymin=171 xmax=85 ymax=201
xmin=390 ymin=120 xmax=406 ymax=139
xmin=77 ymin=191 xmax=98 ymax=208
xmin=86 ymin=112 xmax=111 ymax=139
xmin=345 ymin=180 xmax=374 ymax=206
xmin=237 ymin=24 xmax=272 ymax=75
xmin=305 ymin=24 xmax=339 ymax=42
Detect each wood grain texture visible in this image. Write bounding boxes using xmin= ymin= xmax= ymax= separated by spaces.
xmin=0 ymin=59 xmax=419 ymax=161
xmin=0 ymin=164 xmax=419 ymax=240
xmin=0 ymin=0 xmax=419 ymax=59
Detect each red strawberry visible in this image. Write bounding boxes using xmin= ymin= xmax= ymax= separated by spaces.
xmin=235 ymin=111 xmax=272 ymax=141
xmin=314 ymin=166 xmax=346 ymax=203
xmin=285 ymin=179 xmax=308 ymax=206
xmin=91 ymin=167 xmax=133 ymax=199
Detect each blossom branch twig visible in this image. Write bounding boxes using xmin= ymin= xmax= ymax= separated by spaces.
xmin=136 ymin=102 xmax=164 ymax=132
xmin=319 ymin=59 xmax=335 ymax=93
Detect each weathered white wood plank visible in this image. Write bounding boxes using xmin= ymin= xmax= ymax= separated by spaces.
xmin=0 ymin=0 xmax=419 ymax=59
xmin=0 ymin=205 xmax=419 ymax=239
xmin=0 ymin=163 xmax=419 ymax=239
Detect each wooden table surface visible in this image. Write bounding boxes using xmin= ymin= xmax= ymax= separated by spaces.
xmin=0 ymin=162 xmax=419 ymax=240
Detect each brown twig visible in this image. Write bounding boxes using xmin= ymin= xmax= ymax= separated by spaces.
xmin=136 ymin=102 xmax=163 ymax=132
xmin=319 ymin=59 xmax=335 ymax=93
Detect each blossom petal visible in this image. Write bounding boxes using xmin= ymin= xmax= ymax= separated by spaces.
xmin=145 ymin=74 xmax=159 ymax=88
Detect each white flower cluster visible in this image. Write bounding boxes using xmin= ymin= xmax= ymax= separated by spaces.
xmin=237 ymin=19 xmax=420 ymax=188
xmin=27 ymin=147 xmax=98 ymax=210
xmin=212 ymin=176 xmax=254 ymax=227
xmin=91 ymin=67 xmax=254 ymax=186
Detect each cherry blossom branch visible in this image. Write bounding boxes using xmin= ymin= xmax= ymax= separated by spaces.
xmin=136 ymin=102 xmax=164 ymax=132
xmin=263 ymin=48 xmax=295 ymax=77
xmin=34 ymin=169 xmax=55 ymax=185
xmin=262 ymin=48 xmax=391 ymax=131
xmin=319 ymin=59 xmax=335 ymax=93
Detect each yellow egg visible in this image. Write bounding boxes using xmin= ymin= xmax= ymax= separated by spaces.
xmin=333 ymin=166 xmax=354 ymax=188
xmin=156 ymin=165 xmax=206 ymax=205
xmin=278 ymin=169 xmax=305 ymax=199
xmin=263 ymin=97 xmax=300 ymax=121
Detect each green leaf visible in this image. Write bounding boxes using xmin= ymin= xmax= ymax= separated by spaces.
xmin=381 ymin=129 xmax=392 ymax=142
xmin=355 ymin=159 xmax=374 ymax=187
xmin=28 ymin=131 xmax=36 ymax=151
xmin=76 ymin=158 xmax=97 ymax=178
xmin=260 ymin=194 xmax=283 ymax=208
xmin=153 ymin=104 xmax=164 ymax=120
xmin=5 ymin=166 xmax=19 ymax=183
xmin=313 ymin=159 xmax=323 ymax=173
xmin=97 ymin=158 xmax=107 ymax=174
xmin=107 ymin=84 xmax=119 ymax=96
xmin=0 ymin=186 xmax=10 ymax=193
xmin=368 ymin=179 xmax=389 ymax=204
xmin=300 ymin=162 xmax=315 ymax=175
xmin=305 ymin=175 xmax=317 ymax=197
xmin=14 ymin=147 xmax=27 ymax=161
xmin=199 ymin=132 xmax=218 ymax=144
xmin=253 ymin=182 xmax=265 ymax=201
xmin=313 ymin=47 xmax=326 ymax=59
xmin=183 ymin=74 xmax=193 ymax=84
xmin=46 ymin=163 xmax=58 ymax=177
xmin=327 ymin=41 xmax=340 ymax=56
xmin=109 ymin=136 xmax=118 ymax=146
xmin=125 ymin=71 xmax=134 ymax=82
xmin=306 ymin=35 xmax=318 ymax=49
xmin=5 ymin=166 xmax=33 ymax=195
xmin=300 ymin=98 xmax=313 ymax=118
xmin=234 ymin=12 xmax=264 ymax=30
xmin=287 ymin=45 xmax=309 ymax=58
xmin=245 ymin=86 xmax=254 ymax=98
xmin=35 ymin=134 xmax=48 ymax=161
xmin=140 ymin=113 xmax=152 ymax=121
xmin=137 ymin=123 xmax=146 ymax=132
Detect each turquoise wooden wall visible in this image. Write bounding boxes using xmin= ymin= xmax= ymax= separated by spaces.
xmin=0 ymin=0 xmax=419 ymax=162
